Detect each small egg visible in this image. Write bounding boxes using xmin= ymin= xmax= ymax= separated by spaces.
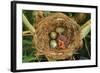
xmin=50 ymin=31 xmax=57 ymax=39
xmin=50 ymin=40 xmax=57 ymax=49
xmin=56 ymin=27 xmax=64 ymax=34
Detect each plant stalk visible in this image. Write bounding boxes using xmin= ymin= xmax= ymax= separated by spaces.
xmin=22 ymin=14 xmax=36 ymax=34
xmin=81 ymin=20 xmax=91 ymax=39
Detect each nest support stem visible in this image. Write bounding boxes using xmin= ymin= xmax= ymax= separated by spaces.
xmin=22 ymin=14 xmax=37 ymax=48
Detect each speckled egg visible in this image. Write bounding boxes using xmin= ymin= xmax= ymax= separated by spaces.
xmin=50 ymin=31 xmax=57 ymax=39
xmin=50 ymin=40 xmax=57 ymax=49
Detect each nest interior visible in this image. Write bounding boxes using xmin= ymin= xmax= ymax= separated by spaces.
xmin=33 ymin=13 xmax=82 ymax=60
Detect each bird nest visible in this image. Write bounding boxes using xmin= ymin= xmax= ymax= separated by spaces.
xmin=33 ymin=13 xmax=82 ymax=61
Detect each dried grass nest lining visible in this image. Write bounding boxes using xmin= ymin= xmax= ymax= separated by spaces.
xmin=34 ymin=13 xmax=82 ymax=60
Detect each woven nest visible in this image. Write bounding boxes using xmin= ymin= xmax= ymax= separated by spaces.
xmin=33 ymin=13 xmax=82 ymax=60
